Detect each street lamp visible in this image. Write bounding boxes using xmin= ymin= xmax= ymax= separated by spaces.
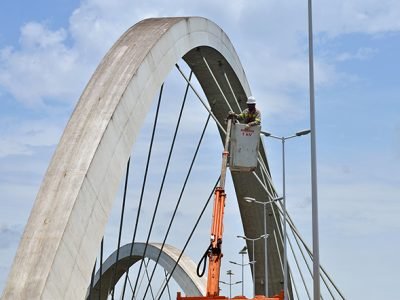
xmin=260 ymin=129 xmax=310 ymax=300
xmin=219 ymin=270 xmax=242 ymax=299
xmin=237 ymin=234 xmax=268 ymax=297
xmin=307 ymin=1 xmax=321 ymax=298
xmin=244 ymin=196 xmax=283 ymax=296
xmin=229 ymin=246 xmax=248 ymax=296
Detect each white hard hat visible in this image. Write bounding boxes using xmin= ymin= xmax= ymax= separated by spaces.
xmin=246 ymin=96 xmax=256 ymax=104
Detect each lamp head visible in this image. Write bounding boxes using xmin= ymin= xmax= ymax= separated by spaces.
xmin=244 ymin=196 xmax=255 ymax=203
xmin=260 ymin=131 xmax=271 ymax=137
xmin=296 ymin=129 xmax=311 ymax=136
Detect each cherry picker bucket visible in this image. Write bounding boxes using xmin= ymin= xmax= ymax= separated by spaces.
xmin=229 ymin=124 xmax=260 ymax=172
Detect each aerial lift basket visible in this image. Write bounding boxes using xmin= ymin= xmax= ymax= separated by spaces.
xmin=229 ymin=123 xmax=261 ymax=172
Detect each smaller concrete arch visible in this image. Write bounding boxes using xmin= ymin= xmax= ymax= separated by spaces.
xmin=87 ymin=243 xmax=206 ymax=299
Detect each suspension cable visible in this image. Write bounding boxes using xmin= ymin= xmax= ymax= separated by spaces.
xmin=201 ymin=55 xmax=234 ymax=112
xmin=155 ymin=272 xmax=169 ymax=300
xmin=130 ymin=84 xmax=164 ymax=299
xmin=222 ymin=71 xmax=242 ymax=112
xmin=143 ymin=114 xmax=211 ymax=297
xmin=89 ymin=259 xmax=96 ymax=300
xmin=288 ymin=220 xmax=332 ymax=299
xmin=288 ymin=264 xmax=300 ymax=300
xmin=175 ymin=64 xmax=226 ymax=134
xmin=202 ymin=55 xmax=279 ymax=199
xmin=133 ymin=73 xmax=196 ymax=298
xmin=221 ymin=62 xmax=278 ymax=196
xmin=251 ymin=170 xmax=275 ymax=199
xmin=164 ymin=270 xmax=172 ymax=300
xmin=111 ymin=157 xmax=131 ymax=299
xmin=277 ymin=206 xmax=345 ymax=299
xmin=269 ymin=198 xmax=337 ymax=299
xmin=99 ymin=238 xmax=103 ymax=300
xmin=181 ymin=59 xmax=278 ymax=208
xmin=285 ymin=215 xmax=334 ymax=299
xmin=272 ymin=229 xmax=284 ymax=274
xmin=252 ymin=159 xmax=333 ymax=299
xmin=141 ymin=70 xmax=194 ymax=298
xmin=157 ymin=176 xmax=220 ymax=299
xmin=286 ymin=228 xmax=312 ymax=299
xmin=127 ymin=273 xmax=134 ymax=295
xmin=178 ymin=62 xmax=278 ymax=198
xmin=134 ymin=258 xmax=151 ymax=299
xmin=143 ymin=258 xmax=155 ymax=300
xmin=257 ymin=155 xmax=278 ymax=193
xmin=269 ymin=200 xmax=310 ymax=300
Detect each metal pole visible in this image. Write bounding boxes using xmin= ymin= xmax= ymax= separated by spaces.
xmin=220 ymin=118 xmax=232 ymax=189
xmin=282 ymin=138 xmax=288 ymax=300
xmin=307 ymin=0 xmax=321 ymax=299
xmin=229 ymin=272 xmax=232 ymax=299
xmin=263 ymin=203 xmax=268 ymax=296
xmin=252 ymin=240 xmax=256 ymax=298
xmin=241 ymin=252 xmax=244 ymax=296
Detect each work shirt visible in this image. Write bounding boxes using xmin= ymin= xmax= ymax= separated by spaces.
xmin=237 ymin=108 xmax=261 ymax=126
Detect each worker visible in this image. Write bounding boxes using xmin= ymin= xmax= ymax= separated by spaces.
xmin=228 ymin=96 xmax=261 ymax=128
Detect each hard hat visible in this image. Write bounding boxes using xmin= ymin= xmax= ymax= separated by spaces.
xmin=246 ymin=96 xmax=256 ymax=104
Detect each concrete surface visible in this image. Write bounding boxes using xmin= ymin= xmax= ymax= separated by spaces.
xmin=86 ymin=243 xmax=205 ymax=299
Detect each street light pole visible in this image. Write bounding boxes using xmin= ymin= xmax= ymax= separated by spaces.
xmin=220 ymin=270 xmax=242 ymax=299
xmin=229 ymin=260 xmax=253 ymax=297
xmin=307 ymin=0 xmax=321 ymax=298
xmin=241 ymin=248 xmax=245 ymax=296
xmin=261 ymin=129 xmax=310 ymax=300
xmin=282 ymin=136 xmax=287 ymax=300
xmin=244 ymin=196 xmax=283 ymax=297
xmin=227 ymin=270 xmax=233 ymax=299
xmin=239 ymin=246 xmax=246 ymax=295
xmin=237 ymin=234 xmax=267 ymax=297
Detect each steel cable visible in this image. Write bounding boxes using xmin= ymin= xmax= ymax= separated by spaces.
xmin=123 ymin=84 xmax=164 ymax=299
xmin=141 ymin=70 xmax=193 ymax=298
xmin=142 ymin=113 xmax=211 ymax=297
xmin=157 ymin=176 xmax=220 ymax=299
xmin=111 ymin=157 xmax=131 ymax=299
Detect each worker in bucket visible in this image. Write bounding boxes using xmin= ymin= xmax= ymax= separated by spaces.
xmin=228 ymin=96 xmax=261 ymax=128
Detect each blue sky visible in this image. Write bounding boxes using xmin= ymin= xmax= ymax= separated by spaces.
xmin=1 ymin=0 xmax=399 ymax=299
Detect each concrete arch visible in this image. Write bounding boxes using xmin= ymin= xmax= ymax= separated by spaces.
xmin=86 ymin=243 xmax=206 ymax=299
xmin=2 ymin=17 xmax=281 ymax=299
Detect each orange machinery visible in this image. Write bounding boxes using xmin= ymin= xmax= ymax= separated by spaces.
xmin=177 ymin=118 xmax=284 ymax=300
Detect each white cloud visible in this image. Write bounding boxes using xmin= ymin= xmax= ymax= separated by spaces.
xmin=314 ymin=0 xmax=400 ymax=36
xmin=1 ymin=0 xmax=398 ymax=111
xmin=335 ymin=47 xmax=377 ymax=62
xmin=0 ymin=22 xmax=89 ymax=107
xmin=19 ymin=22 xmax=67 ymax=49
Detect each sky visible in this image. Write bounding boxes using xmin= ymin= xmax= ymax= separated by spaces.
xmin=0 ymin=0 xmax=400 ymax=299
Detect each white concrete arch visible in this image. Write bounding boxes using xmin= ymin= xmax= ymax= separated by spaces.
xmin=2 ymin=17 xmax=281 ymax=299
xmin=86 ymin=243 xmax=206 ymax=299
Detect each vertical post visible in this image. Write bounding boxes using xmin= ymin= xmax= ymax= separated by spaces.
xmin=241 ymin=251 xmax=245 ymax=296
xmin=252 ymin=240 xmax=256 ymax=298
xmin=307 ymin=0 xmax=321 ymax=298
xmin=219 ymin=118 xmax=232 ymax=189
xmin=263 ymin=203 xmax=268 ymax=296
xmin=229 ymin=271 xmax=232 ymax=299
xmin=282 ymin=138 xmax=288 ymax=300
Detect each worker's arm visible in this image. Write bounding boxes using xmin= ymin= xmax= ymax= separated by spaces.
xmin=236 ymin=109 xmax=248 ymax=121
xmin=228 ymin=111 xmax=241 ymax=121
xmin=246 ymin=110 xmax=261 ymax=127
